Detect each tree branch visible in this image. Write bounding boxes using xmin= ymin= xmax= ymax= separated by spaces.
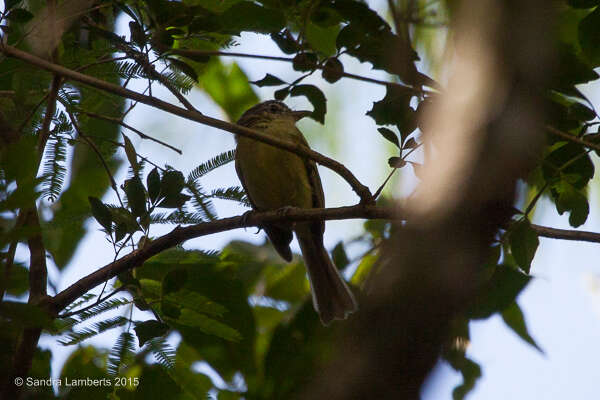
xmin=0 ymin=44 xmax=373 ymax=203
xmin=546 ymin=125 xmax=600 ymax=153
xmin=532 ymin=224 xmax=600 ymax=243
xmin=50 ymin=204 xmax=396 ymax=313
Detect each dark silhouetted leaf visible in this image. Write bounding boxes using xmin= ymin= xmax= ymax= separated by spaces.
xmin=147 ymin=167 xmax=161 ymax=203
xmin=88 ymin=196 xmax=113 ymax=232
xmin=124 ymin=176 xmax=147 ymax=217
xmin=501 ymin=302 xmax=543 ymax=353
xmin=378 ymin=127 xmax=400 ymax=148
xmin=579 ymin=7 xmax=600 ymax=66
xmin=290 ymin=85 xmax=326 ymax=123
xmin=134 ymin=320 xmax=170 ymax=346
xmin=509 ymin=219 xmax=539 ymax=274
xmin=251 ymin=74 xmax=287 ymax=87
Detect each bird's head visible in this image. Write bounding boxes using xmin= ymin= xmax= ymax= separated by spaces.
xmin=237 ymin=100 xmax=311 ymax=127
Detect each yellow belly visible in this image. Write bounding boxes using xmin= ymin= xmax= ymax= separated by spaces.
xmin=236 ymin=136 xmax=313 ymax=211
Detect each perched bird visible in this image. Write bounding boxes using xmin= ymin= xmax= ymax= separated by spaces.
xmin=235 ymin=100 xmax=357 ymax=324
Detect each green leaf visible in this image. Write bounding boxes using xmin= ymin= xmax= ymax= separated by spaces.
xmin=332 ymin=241 xmax=350 ymax=270
xmin=274 ymin=87 xmax=290 ymax=101
xmin=305 ymin=22 xmax=339 ymax=56
xmin=124 ymin=176 xmax=147 ymax=217
xmin=88 ymin=196 xmax=113 ymax=232
xmin=367 ymin=86 xmax=416 ymax=127
xmin=199 ymin=60 xmax=259 ymax=121
xmin=467 ymin=265 xmax=531 ymax=319
xmin=553 ymin=181 xmax=589 ymax=227
xmin=579 ymin=7 xmax=600 ymax=66
xmin=251 ymin=74 xmax=287 ymax=87
xmin=290 ymin=84 xmax=327 ymax=124
xmin=219 ymin=2 xmax=285 ymax=34
xmin=168 ymin=58 xmax=199 ymax=82
xmin=161 ymin=170 xmax=185 ymax=197
xmin=501 ymin=302 xmax=543 ymax=353
xmin=377 ymin=127 xmax=400 ymax=148
xmin=122 ymin=134 xmax=139 ymax=174
xmin=508 ymin=219 xmax=539 ymax=274
xmin=134 ymin=320 xmax=170 ymax=346
xmin=147 ymin=167 xmax=161 ymax=203
xmin=321 ymin=57 xmax=344 ymax=83
xmin=292 ymin=52 xmax=319 ymax=72
xmin=6 ymin=8 xmax=34 ymax=23
xmin=157 ymin=193 xmax=191 ymax=209
xmin=174 ymin=309 xmax=241 ymax=342
xmin=270 ymin=30 xmax=300 ymax=54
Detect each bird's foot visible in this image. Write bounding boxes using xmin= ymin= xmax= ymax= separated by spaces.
xmin=240 ymin=210 xmax=261 ymax=233
xmin=275 ymin=206 xmax=298 ymax=217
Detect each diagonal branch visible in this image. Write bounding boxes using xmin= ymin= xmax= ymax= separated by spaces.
xmin=0 ymin=44 xmax=373 ymax=203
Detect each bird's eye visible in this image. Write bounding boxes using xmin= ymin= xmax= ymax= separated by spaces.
xmin=269 ymin=104 xmax=280 ymax=113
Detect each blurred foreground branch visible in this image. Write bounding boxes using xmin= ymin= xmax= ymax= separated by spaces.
xmin=304 ymin=1 xmax=554 ymax=398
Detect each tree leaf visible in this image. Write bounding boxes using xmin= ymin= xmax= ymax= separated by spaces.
xmin=6 ymin=8 xmax=34 ymax=23
xmin=134 ymin=320 xmax=170 ymax=346
xmin=508 ymin=219 xmax=539 ymax=274
xmin=377 ymin=127 xmax=400 ymax=148
xmin=147 ymin=167 xmax=161 ymax=204
xmin=332 ymin=241 xmax=350 ymax=270
xmin=250 ymin=74 xmax=287 ymax=87
xmin=122 ymin=134 xmax=139 ymax=174
xmin=367 ymin=86 xmax=416 ymax=127
xmin=290 ymin=84 xmax=326 ymax=124
xmin=124 ymin=176 xmax=147 ymax=217
xmin=88 ymin=196 xmax=113 ymax=232
xmin=270 ymin=30 xmax=300 ymax=54
xmin=501 ymin=302 xmax=543 ymax=353
xmin=467 ymin=265 xmax=531 ymax=319
xmin=161 ymin=170 xmax=185 ymax=197
xmin=579 ymin=7 xmax=600 ymax=66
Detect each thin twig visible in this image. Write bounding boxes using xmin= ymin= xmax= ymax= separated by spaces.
xmin=57 ymin=286 xmax=126 ymax=318
xmin=65 ymin=108 xmax=124 ymax=206
xmin=546 ymin=125 xmax=600 ymax=153
xmin=77 ymin=109 xmax=182 ymax=154
xmin=166 ymin=48 xmax=432 ymax=95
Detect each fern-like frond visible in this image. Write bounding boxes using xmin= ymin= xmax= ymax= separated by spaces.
xmin=188 ymin=150 xmax=236 ymax=182
xmin=58 ymin=316 xmax=129 ymax=346
xmin=69 ymin=297 xmax=132 ymax=325
xmin=107 ymin=331 xmax=136 ymax=376
xmin=114 ymin=61 xmax=147 ymax=80
xmin=145 ymin=337 xmax=176 ymax=369
xmin=186 ymin=182 xmax=217 ymax=221
xmin=41 ymin=128 xmax=68 ymax=202
xmin=62 ymin=293 xmax=97 ymax=313
xmin=162 ymin=70 xmax=195 ymax=95
xmin=209 ymin=186 xmax=250 ymax=207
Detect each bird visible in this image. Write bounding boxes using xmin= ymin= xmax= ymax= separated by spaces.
xmin=235 ymin=100 xmax=357 ymax=325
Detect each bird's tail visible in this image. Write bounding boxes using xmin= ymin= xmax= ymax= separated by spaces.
xmin=296 ymin=226 xmax=357 ymax=325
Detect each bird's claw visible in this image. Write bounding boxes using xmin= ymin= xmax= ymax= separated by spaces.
xmin=241 ymin=210 xmax=262 ymax=234
xmin=276 ymin=206 xmax=298 ymax=216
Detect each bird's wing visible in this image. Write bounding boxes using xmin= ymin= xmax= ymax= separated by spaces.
xmin=234 ymin=152 xmax=259 ymax=211
xmin=295 ymin=131 xmax=326 ymax=236
xmin=235 ymin=149 xmax=294 ymax=262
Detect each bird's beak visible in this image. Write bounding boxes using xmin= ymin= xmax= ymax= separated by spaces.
xmin=290 ymin=110 xmax=312 ymax=121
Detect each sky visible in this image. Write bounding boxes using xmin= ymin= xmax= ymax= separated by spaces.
xmin=15 ymin=1 xmax=600 ymax=398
